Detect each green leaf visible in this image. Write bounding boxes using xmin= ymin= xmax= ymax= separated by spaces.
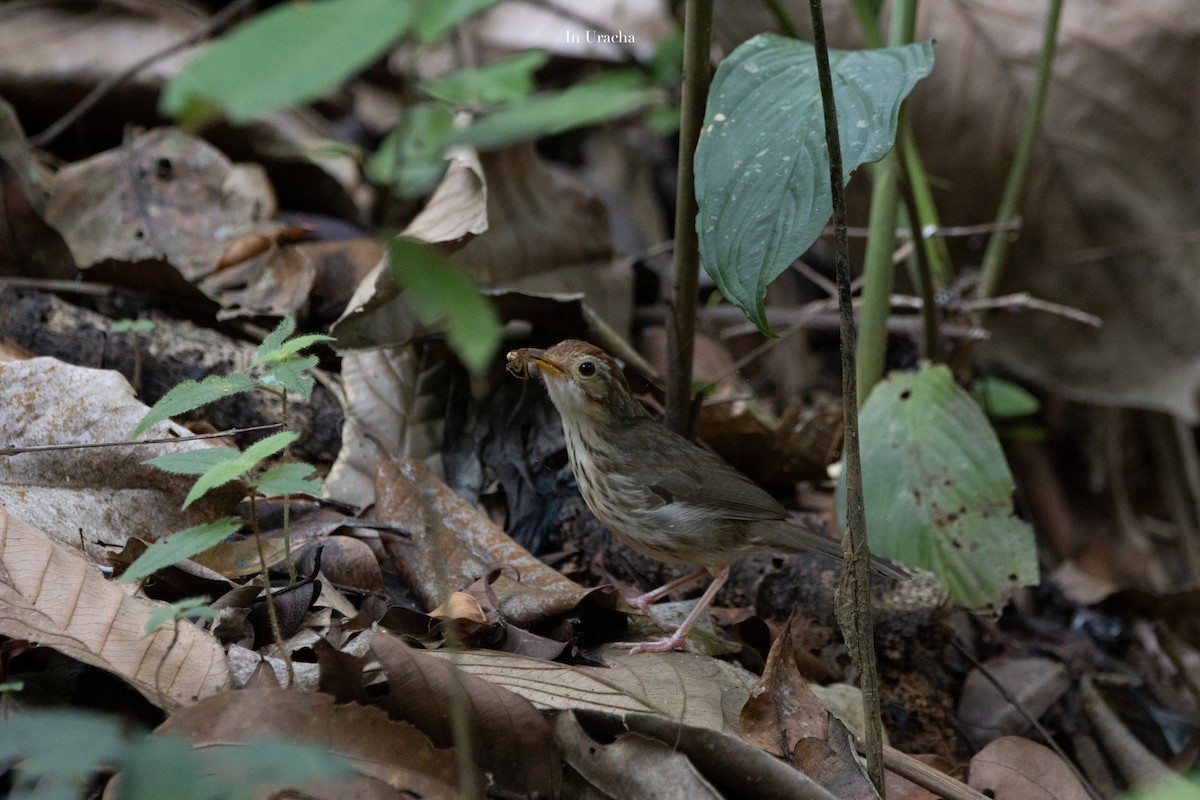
xmin=196 ymin=739 xmax=355 ymax=791
xmin=253 ymin=462 xmax=323 ymax=497
xmin=843 ymin=365 xmax=1038 ymax=608
xmin=0 ymin=710 xmax=353 ymax=800
xmin=971 ymin=376 xmax=1041 ymax=418
xmin=119 ymin=735 xmax=206 ymax=800
xmin=182 ymin=431 xmax=298 ymax=508
xmin=146 ymin=446 xmax=241 ymax=476
xmin=259 ymin=355 xmax=320 ymax=397
xmin=412 ymin=0 xmax=502 ymax=42
xmin=110 ymin=319 xmax=155 ymax=333
xmin=160 ymin=0 xmax=413 ymax=126
xmin=453 ymin=71 xmax=655 ymax=151
xmin=119 ymin=517 xmax=242 ymax=583
xmin=388 ymin=238 xmax=501 ymax=373
xmin=133 ymin=373 xmax=258 ymax=436
xmin=254 ymin=315 xmax=296 ymax=362
xmin=145 ymin=597 xmax=217 ymax=635
xmin=420 ymin=51 xmax=548 ymax=106
xmin=695 ymin=34 xmax=934 ymax=332
xmin=367 ymin=103 xmax=455 ymax=197
xmin=0 ymin=711 xmax=131 ymax=788
xmin=254 ymin=317 xmax=334 ymax=366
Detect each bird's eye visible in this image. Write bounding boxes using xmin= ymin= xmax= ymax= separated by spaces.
xmin=578 ymin=360 xmax=597 ymax=377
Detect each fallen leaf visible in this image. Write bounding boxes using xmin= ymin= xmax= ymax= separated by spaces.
xmin=429 ymin=645 xmax=757 ymax=733
xmin=371 ymin=630 xmax=561 ymax=799
xmin=44 ymin=127 xmax=277 ymax=280
xmin=156 ymin=687 xmax=468 ymax=800
xmin=958 ymin=657 xmax=1070 ymax=746
xmin=554 ymin=709 xmax=724 ymax=799
xmin=0 ymin=508 xmax=229 ymax=711
xmin=0 ymin=357 xmax=241 ymax=560
xmin=968 ymin=736 xmax=1090 ymax=800
xmin=374 ymin=454 xmax=589 ymax=626
xmin=740 ymin=610 xmax=830 ymax=756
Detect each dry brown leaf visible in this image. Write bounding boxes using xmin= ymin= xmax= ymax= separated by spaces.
xmin=0 ymin=357 xmax=241 ymax=560
xmin=0 ymin=508 xmax=230 ymax=711
xmin=968 ymin=736 xmax=1090 ymax=800
xmin=155 ymin=687 xmax=467 ymax=800
xmin=0 ymin=99 xmax=74 ymax=279
xmin=957 ymin=657 xmax=1070 ymax=746
xmin=792 ymin=737 xmax=876 ymax=800
xmin=371 ymin=630 xmax=561 ymax=799
xmin=740 ymin=611 xmax=830 ymax=756
xmin=374 ymin=454 xmax=588 ymax=626
xmin=554 ymin=710 xmax=724 ymax=799
xmin=402 ymin=146 xmax=488 ymax=245
xmin=44 ymin=127 xmax=277 ymax=280
xmin=324 ymin=343 xmax=449 ymax=509
xmin=429 ymin=645 xmax=756 ymax=733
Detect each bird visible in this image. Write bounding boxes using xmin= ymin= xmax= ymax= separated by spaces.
xmin=508 ymin=339 xmax=902 ymax=652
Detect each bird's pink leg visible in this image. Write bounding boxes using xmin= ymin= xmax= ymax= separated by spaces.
xmin=615 ymin=565 xmax=730 ymax=653
xmin=626 ymin=568 xmax=709 ymax=611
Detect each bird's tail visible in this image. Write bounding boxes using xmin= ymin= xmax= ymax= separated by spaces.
xmin=751 ymin=520 xmax=908 ymax=580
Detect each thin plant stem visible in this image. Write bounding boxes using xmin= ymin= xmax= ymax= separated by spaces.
xmin=898 ymin=168 xmax=944 ymax=362
xmin=280 ymin=390 xmax=297 ymax=584
xmin=854 ymin=0 xmax=924 ymax=403
xmin=808 ymin=0 xmax=887 ymax=792
xmin=666 ymin=0 xmax=713 ymax=434
xmin=856 ymin=152 xmax=900 ymax=403
xmin=249 ymin=493 xmax=293 ymax=686
xmin=976 ymin=0 xmax=1063 ymax=299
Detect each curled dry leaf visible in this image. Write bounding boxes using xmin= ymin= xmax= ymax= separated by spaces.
xmin=374 ymin=454 xmax=588 ymax=627
xmin=371 ymin=630 xmax=560 ymax=800
xmin=324 ymin=343 xmax=449 ymax=510
xmin=554 ymin=710 xmax=724 ymax=799
xmin=156 ymin=687 xmax=468 ymax=800
xmin=0 ymin=508 xmax=229 ymax=711
xmin=595 ymin=710 xmax=840 ymax=800
xmin=740 ymin=610 xmax=830 ymax=757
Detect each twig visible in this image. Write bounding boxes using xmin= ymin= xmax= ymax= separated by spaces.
xmin=665 ymin=0 xmax=713 ymax=434
xmin=808 ymin=0 xmax=885 ymax=791
xmin=0 ymin=423 xmax=283 ymax=457
xmin=30 ymin=0 xmax=257 ymax=147
xmin=960 ymin=293 xmax=1102 ymax=327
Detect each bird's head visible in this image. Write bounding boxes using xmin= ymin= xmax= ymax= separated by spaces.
xmin=508 ymin=340 xmax=648 ymax=426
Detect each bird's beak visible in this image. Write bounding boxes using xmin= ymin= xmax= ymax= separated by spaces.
xmin=525 ymin=348 xmax=569 ymax=377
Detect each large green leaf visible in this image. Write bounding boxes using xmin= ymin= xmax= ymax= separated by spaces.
xmin=695 ymin=34 xmax=934 ymax=332
xmin=160 ymin=0 xmax=413 ymax=126
xmin=454 ymin=71 xmax=655 ymax=152
xmin=845 ymin=365 xmax=1038 ymax=608
xmin=387 ymin=238 xmax=501 ymax=373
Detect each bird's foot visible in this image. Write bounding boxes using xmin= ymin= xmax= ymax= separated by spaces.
xmin=611 ymin=633 xmax=692 ymax=654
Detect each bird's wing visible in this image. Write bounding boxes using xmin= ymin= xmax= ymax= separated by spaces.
xmin=626 ymin=420 xmax=787 ymax=522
